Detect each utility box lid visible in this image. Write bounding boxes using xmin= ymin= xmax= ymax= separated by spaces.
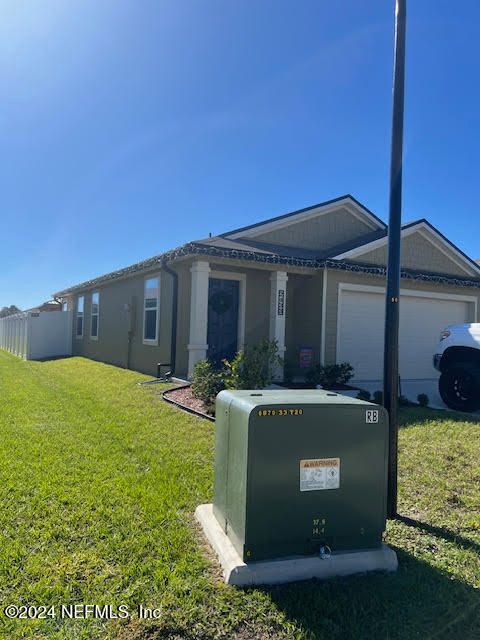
xmin=213 ymin=389 xmax=388 ymax=562
xmin=215 ymin=388 xmax=373 ymax=408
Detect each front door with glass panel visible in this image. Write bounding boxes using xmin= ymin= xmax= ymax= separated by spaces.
xmin=207 ymin=278 xmax=239 ymax=366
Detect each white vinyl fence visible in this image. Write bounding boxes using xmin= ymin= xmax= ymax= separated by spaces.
xmin=0 ymin=311 xmax=72 ymax=360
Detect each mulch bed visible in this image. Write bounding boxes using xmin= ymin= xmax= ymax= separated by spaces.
xmin=163 ymin=385 xmax=214 ymax=420
xmin=163 ymin=382 xmax=361 ymax=421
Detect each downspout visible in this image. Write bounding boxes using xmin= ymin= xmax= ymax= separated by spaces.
xmin=162 ymin=260 xmax=178 ymax=376
xmin=126 ymin=296 xmax=136 ymax=370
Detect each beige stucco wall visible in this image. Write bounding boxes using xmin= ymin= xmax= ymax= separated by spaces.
xmin=71 ymin=268 xmax=173 ymax=377
xmin=285 ymin=272 xmax=324 ymax=373
xmin=67 ymin=251 xmax=480 ymax=381
xmin=240 ymin=207 xmax=375 ymax=251
xmin=173 ymin=261 xmax=192 ymax=377
xmin=67 ymin=258 xmax=312 ymax=380
xmin=356 ymin=231 xmax=472 ymax=277
xmin=241 ymin=267 xmax=270 ymax=347
xmin=323 ymin=268 xmax=480 ymax=366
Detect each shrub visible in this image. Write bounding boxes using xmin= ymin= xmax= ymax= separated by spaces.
xmin=356 ymin=389 xmax=371 ymax=402
xmin=283 ymin=360 xmax=294 ymax=385
xmin=417 ymin=393 xmax=429 ymax=407
xmin=306 ymin=362 xmax=354 ymax=388
xmin=191 ymin=360 xmax=225 ymax=408
xmin=399 ymin=394 xmax=410 ymax=407
xmin=305 ymin=365 xmax=317 ymax=386
xmin=373 ymin=390 xmax=383 ymax=405
xmin=305 ymin=365 xmax=321 ymax=386
xmin=223 ymin=339 xmax=282 ymax=390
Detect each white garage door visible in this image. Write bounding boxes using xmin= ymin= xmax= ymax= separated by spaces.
xmin=337 ymin=286 xmax=472 ymax=380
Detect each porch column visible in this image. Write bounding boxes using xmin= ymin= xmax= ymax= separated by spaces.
xmin=187 ymin=260 xmax=211 ymax=378
xmin=269 ymin=271 xmax=288 ymax=381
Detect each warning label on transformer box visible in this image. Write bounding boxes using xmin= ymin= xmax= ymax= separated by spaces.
xmin=300 ymin=458 xmax=340 ymax=491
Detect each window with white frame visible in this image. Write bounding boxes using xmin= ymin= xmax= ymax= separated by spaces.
xmin=143 ymin=276 xmax=160 ymax=343
xmin=90 ymin=292 xmax=99 ymax=339
xmin=76 ymin=296 xmax=84 ymax=338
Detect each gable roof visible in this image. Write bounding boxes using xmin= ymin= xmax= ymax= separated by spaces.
xmin=332 ymin=219 xmax=480 ymax=277
xmin=52 ymin=196 xmax=480 ymax=296
xmin=195 ymin=235 xmax=330 ymax=260
xmin=195 ymin=227 xmax=389 ymax=261
xmin=222 ymin=194 xmax=386 ymax=240
xmin=52 ymin=241 xmax=323 ymax=297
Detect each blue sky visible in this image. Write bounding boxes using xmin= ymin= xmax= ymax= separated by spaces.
xmin=1 ymin=0 xmax=479 ymax=309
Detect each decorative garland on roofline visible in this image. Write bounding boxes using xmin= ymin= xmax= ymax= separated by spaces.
xmin=323 ymin=259 xmax=480 ymax=289
xmin=53 ymin=243 xmax=319 ymax=296
xmin=54 ymin=242 xmax=480 ymax=297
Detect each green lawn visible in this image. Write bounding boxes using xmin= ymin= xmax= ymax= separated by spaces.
xmin=0 ymin=351 xmax=479 ymax=640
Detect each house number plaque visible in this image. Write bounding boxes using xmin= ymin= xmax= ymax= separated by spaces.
xmin=277 ymin=289 xmax=285 ymax=316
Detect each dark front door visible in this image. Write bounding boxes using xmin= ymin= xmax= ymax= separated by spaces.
xmin=207 ymin=278 xmax=239 ymax=366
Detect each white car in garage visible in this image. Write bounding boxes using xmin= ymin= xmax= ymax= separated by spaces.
xmin=434 ymin=323 xmax=480 ymax=412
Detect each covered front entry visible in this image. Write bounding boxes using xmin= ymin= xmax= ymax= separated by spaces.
xmin=186 ymin=260 xmax=288 ymax=379
xmin=207 ymin=278 xmax=239 ymax=365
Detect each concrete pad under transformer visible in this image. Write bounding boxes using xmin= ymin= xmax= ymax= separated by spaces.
xmin=195 ymin=504 xmax=398 ymax=587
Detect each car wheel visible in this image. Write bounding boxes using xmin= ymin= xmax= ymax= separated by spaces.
xmin=439 ymin=366 xmax=480 ymax=412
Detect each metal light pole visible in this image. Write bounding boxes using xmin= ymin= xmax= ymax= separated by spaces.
xmin=384 ymin=0 xmax=407 ymax=519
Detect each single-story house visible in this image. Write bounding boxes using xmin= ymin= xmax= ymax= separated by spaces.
xmin=53 ymin=195 xmax=480 ymax=382
xmin=27 ymin=299 xmax=63 ymax=313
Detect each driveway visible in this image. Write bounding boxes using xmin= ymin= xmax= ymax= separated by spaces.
xmin=343 ymin=378 xmax=480 ymax=416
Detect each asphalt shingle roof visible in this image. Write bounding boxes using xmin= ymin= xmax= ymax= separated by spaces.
xmin=52 ymin=201 xmax=480 ymax=297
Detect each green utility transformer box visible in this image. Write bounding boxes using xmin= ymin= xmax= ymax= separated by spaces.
xmin=213 ymin=390 xmax=389 ymax=562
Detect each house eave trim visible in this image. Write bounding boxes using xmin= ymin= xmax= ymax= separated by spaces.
xmin=323 ymin=259 xmax=480 ymax=289
xmin=333 ymin=221 xmax=480 ymax=277
xmin=53 ymin=244 xmax=480 ymax=298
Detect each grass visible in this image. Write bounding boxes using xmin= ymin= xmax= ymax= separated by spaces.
xmin=0 ymin=351 xmax=478 ymax=640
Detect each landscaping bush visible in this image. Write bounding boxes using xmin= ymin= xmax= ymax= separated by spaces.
xmin=191 ymin=359 xmax=225 ymax=410
xmin=305 ymin=365 xmax=321 ymax=386
xmin=283 ymin=360 xmax=294 ymax=385
xmin=356 ymin=389 xmax=371 ymax=401
xmin=368 ymin=391 xmax=413 ymax=407
xmin=306 ymin=362 xmax=354 ymax=388
xmin=417 ymin=393 xmax=429 ymax=407
xmin=223 ymin=339 xmax=282 ymax=390
xmin=191 ymin=341 xmax=283 ymax=415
